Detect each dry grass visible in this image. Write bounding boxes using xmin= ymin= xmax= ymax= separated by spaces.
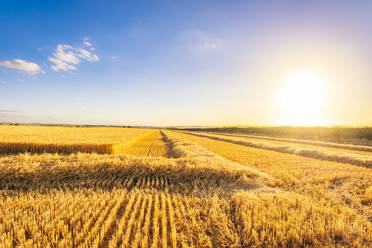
xmin=177 ymin=126 xmax=372 ymax=145
xmin=181 ymin=131 xmax=372 ymax=167
xmin=0 ymin=151 xmax=263 ymax=247
xmin=173 ymin=131 xmax=372 ymax=220
xmin=119 ymin=130 xmax=168 ymax=157
xmin=0 ymin=127 xmax=371 ymax=247
xmin=211 ymin=132 xmax=372 ymax=154
xmin=0 ymin=125 xmax=152 ymax=154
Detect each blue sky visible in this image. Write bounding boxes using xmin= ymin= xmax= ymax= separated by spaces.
xmin=1 ymin=0 xmax=372 ymax=126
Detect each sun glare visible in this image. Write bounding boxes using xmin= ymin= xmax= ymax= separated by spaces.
xmin=280 ymin=71 xmax=327 ymax=126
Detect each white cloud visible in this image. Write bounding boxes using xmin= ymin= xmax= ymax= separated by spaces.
xmin=83 ymin=37 xmax=96 ymax=50
xmin=1 ymin=81 xmax=7 ymax=85
xmin=112 ymin=56 xmax=117 ymax=60
xmin=49 ymin=44 xmax=99 ymax=72
xmin=0 ymin=59 xmax=42 ymax=74
xmin=83 ymin=41 xmax=92 ymax=47
xmin=17 ymin=78 xmax=25 ymax=82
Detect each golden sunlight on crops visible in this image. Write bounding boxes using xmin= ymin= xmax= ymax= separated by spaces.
xmin=0 ymin=125 xmax=152 ymax=154
xmin=119 ymin=130 xmax=168 ymax=157
xmin=0 ymin=126 xmax=371 ymax=247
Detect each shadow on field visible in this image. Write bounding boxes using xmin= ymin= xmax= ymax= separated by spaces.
xmin=0 ymin=157 xmax=262 ymax=195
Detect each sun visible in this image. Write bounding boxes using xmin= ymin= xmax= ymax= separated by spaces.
xmin=279 ymin=71 xmax=327 ymax=126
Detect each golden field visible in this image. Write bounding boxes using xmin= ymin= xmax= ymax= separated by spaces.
xmin=0 ymin=126 xmax=371 ymax=247
xmin=0 ymin=125 xmax=152 ymax=154
xmin=180 ymin=131 xmax=372 ymax=167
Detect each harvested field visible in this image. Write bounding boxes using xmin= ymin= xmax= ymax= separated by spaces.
xmin=206 ymin=132 xmax=372 ymax=154
xmin=120 ymin=131 xmax=168 ymax=157
xmin=180 ymin=131 xmax=372 ymax=167
xmin=173 ymin=131 xmax=372 ymax=221
xmin=0 ymin=127 xmax=371 ymax=247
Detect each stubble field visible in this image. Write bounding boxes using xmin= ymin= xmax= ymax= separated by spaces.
xmin=0 ymin=125 xmax=371 ymax=247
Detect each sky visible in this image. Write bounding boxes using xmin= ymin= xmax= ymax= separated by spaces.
xmin=1 ymin=0 xmax=372 ymax=126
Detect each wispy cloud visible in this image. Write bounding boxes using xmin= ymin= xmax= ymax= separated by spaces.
xmin=181 ymin=29 xmax=222 ymax=53
xmin=0 ymin=59 xmax=42 ymax=74
xmin=112 ymin=56 xmax=117 ymax=60
xmin=194 ymin=30 xmax=220 ymax=50
xmin=17 ymin=78 xmax=25 ymax=82
xmin=0 ymin=109 xmax=21 ymax=113
xmin=83 ymin=41 xmax=92 ymax=47
xmin=83 ymin=37 xmax=95 ymax=51
xmin=49 ymin=43 xmax=99 ymax=72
